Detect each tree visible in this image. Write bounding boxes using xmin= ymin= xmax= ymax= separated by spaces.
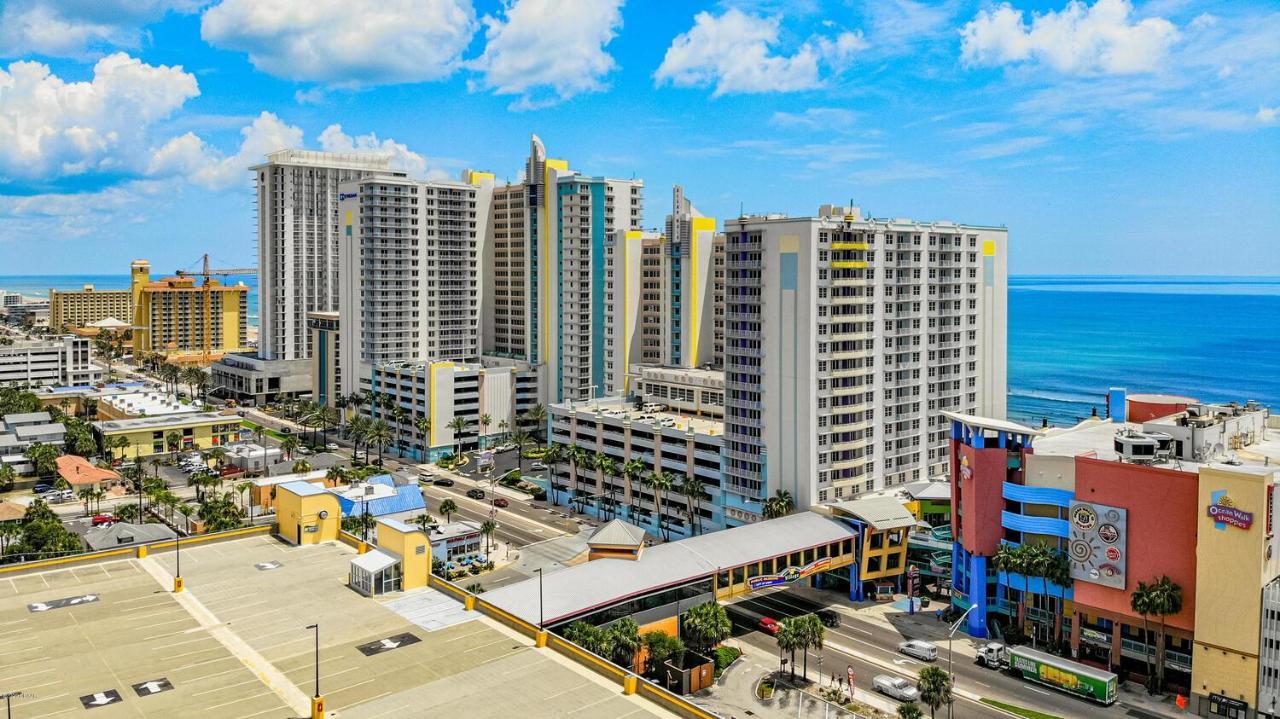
xmin=775 ymin=619 xmax=803 ymax=680
xmin=543 ymin=444 xmax=564 ymax=507
xmin=897 ymin=702 xmax=924 ymax=719
xmin=292 ymin=459 xmax=312 ymax=474
xmin=439 ymin=499 xmax=458 ymax=524
xmin=647 ymin=469 xmax=674 ymax=540
xmin=0 ymin=463 xmax=15 ymax=492
xmin=326 ymin=465 xmax=348 ymax=486
xmin=680 ymin=601 xmax=732 ymax=655
xmin=81 ymin=397 xmax=98 ymax=420
xmin=763 ymin=488 xmax=795 ymax=519
xmin=1044 ymin=549 xmax=1072 ymax=643
xmin=477 ymin=413 xmax=491 ymax=445
xmin=63 ymin=421 xmax=97 ymax=457
xmin=447 ymin=416 xmax=470 ymax=456
xmin=390 ymin=406 xmax=408 ymax=456
xmin=678 ymin=476 xmax=706 ymax=536
xmin=367 ymin=420 xmax=393 ymax=465
xmin=26 ymin=442 xmax=59 ymax=477
xmin=497 ymin=419 xmax=509 ymax=442
xmin=523 ymin=403 xmax=547 ymax=444
xmin=415 ymin=416 xmax=432 ymax=458
xmin=280 ymin=435 xmax=300 ymax=461
xmin=621 ymin=458 xmax=646 ymax=518
xmin=165 ymin=431 xmax=183 ymax=461
xmin=608 ymin=617 xmax=642 ymax=671
xmin=796 ymin=613 xmax=825 ymax=681
xmin=414 ymin=513 xmax=437 ymax=534
xmin=563 ymin=621 xmax=613 ymax=659
xmin=595 ymin=455 xmax=619 ymax=520
xmin=992 ymin=543 xmax=1028 ymax=635
xmin=205 ymin=446 xmax=227 ymax=472
xmin=1144 ymin=575 xmax=1183 ymax=692
xmin=77 ymin=487 xmax=96 ymax=516
xmin=480 ymin=519 xmax=497 ymax=555
xmin=566 ymin=445 xmax=590 ymax=512
xmin=917 ymin=666 xmax=953 ymax=719
xmin=509 ymin=428 xmax=530 ymax=478
xmin=641 ymin=631 xmax=686 ymax=678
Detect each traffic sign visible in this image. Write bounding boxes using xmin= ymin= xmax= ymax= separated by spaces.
xmin=356 ymin=632 xmax=421 ymax=656
xmin=131 ymin=678 xmax=173 ymax=696
xmin=79 ymin=690 xmax=122 ymax=709
xmin=29 ymin=593 xmax=100 ymax=613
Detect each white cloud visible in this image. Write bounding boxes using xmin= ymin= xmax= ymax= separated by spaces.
xmin=0 ymin=53 xmax=198 ymax=181
xmin=149 ymin=111 xmax=303 ymax=190
xmin=654 ymin=9 xmax=866 ymax=96
xmin=318 ymin=125 xmax=433 ymax=178
xmin=769 ymin=107 xmax=858 ymax=130
xmin=863 ymin=0 xmax=957 ymax=46
xmin=960 ymin=135 xmax=1052 ymax=160
xmin=960 ymin=0 xmax=1179 ymax=75
xmin=200 ymin=0 xmax=476 ymax=85
xmin=0 ymin=1 xmax=201 ymax=57
xmin=469 ymin=0 xmax=623 ymax=110
xmin=0 ymin=180 xmax=165 ymax=242
xmin=1259 ymin=106 xmax=1279 ymax=125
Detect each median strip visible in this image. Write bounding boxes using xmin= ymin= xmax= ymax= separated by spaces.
xmin=980 ymin=698 xmax=1065 ymax=719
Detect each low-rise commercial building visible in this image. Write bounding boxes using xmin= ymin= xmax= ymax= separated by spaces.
xmin=226 ymin=443 xmax=283 ymax=474
xmin=828 ymin=496 xmax=917 ymax=601
xmin=209 ymin=352 xmax=311 ymax=406
xmin=0 ymin=336 xmax=101 ymax=387
xmin=93 ymin=412 xmax=242 ymax=458
xmin=361 ymin=358 xmax=537 ymax=461
xmin=947 ymin=396 xmax=1278 ymax=716
xmin=427 ymin=520 xmax=485 ymax=562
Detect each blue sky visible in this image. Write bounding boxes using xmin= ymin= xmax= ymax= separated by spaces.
xmin=0 ymin=0 xmax=1277 ymax=276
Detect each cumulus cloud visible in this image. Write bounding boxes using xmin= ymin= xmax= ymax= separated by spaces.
xmin=0 ymin=53 xmax=198 ymax=181
xmin=0 ymin=0 xmax=201 ymax=57
xmin=318 ymin=125 xmax=431 ymax=177
xmin=469 ymin=0 xmax=623 ymax=110
xmin=1258 ymin=106 xmax=1279 ymax=125
xmin=654 ymin=9 xmax=866 ymax=96
xmin=200 ymin=0 xmax=476 ymax=85
xmin=148 ymin=111 xmax=303 ymax=190
xmin=960 ymin=0 xmax=1179 ymax=75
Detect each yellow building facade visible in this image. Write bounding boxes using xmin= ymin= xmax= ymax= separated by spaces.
xmin=275 ymin=482 xmax=341 ymax=545
xmin=94 ymin=412 xmax=243 ymax=458
xmin=1191 ymin=465 xmax=1280 ymax=718
xmin=131 ymin=260 xmax=250 ymax=366
xmin=375 ymin=519 xmax=431 ymax=592
xmin=49 ymin=285 xmax=132 ymax=330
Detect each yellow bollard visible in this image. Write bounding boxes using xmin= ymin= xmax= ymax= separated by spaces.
xmin=310 ymin=695 xmax=325 ymax=719
xmin=622 ymin=675 xmax=638 ymax=695
xmin=464 ymin=595 xmax=476 ymax=611
xmin=535 ymin=630 xmax=548 ymax=648
xmin=172 ymin=576 xmax=184 ymax=593
xmin=136 ymin=544 xmax=148 ymax=559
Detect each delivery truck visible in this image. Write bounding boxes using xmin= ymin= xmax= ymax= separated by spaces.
xmin=976 ymin=643 xmax=1118 ymax=705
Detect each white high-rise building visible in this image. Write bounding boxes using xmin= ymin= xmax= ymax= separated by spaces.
xmin=721 ymin=205 xmax=1008 ymax=518
xmin=253 ymin=150 xmax=401 ymax=362
xmin=483 ymin=135 xmax=643 ymax=405
xmin=336 ymin=171 xmax=493 ymax=397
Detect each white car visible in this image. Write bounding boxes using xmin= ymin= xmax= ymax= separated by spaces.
xmin=530 ymin=462 xmax=548 ymax=471
xmin=325 ymin=443 xmax=339 ymax=450
xmin=897 ymin=639 xmax=938 ymax=662
xmin=873 ymin=675 xmax=920 ymax=702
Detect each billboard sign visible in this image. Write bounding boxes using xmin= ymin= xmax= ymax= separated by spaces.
xmin=748 ymin=557 xmax=831 ymax=590
xmin=1069 ymin=501 xmax=1127 ymax=590
xmin=1208 ymin=490 xmax=1253 ymax=530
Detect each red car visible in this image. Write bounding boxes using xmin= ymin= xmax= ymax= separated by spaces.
xmin=758 ymin=617 xmax=780 ymax=635
xmin=91 ymin=514 xmax=116 ymax=526
xmin=492 ymin=498 xmax=509 ymax=508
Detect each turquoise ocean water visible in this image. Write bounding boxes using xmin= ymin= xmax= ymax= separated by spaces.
xmin=2 ymin=273 xmax=1276 ymax=428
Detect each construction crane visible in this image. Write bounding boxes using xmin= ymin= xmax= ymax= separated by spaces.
xmin=171 ymin=254 xmax=256 ymax=366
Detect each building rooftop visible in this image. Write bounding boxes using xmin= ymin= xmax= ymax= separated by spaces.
xmin=587 ymin=519 xmax=648 ymax=547
xmin=13 ymin=423 xmax=65 ymax=440
xmin=56 ymin=455 xmax=120 ymax=486
xmin=483 ymin=511 xmax=855 ymax=625
xmin=279 ymin=480 xmax=327 ymax=497
xmin=941 ymin=410 xmax=1042 ymax=437
xmin=3 ymin=411 xmax=52 ymax=425
xmin=83 ymin=521 xmax=175 ymax=551
xmin=831 ymin=496 xmax=919 ymax=530
xmin=553 ymin=395 xmax=724 ymax=437
xmin=251 ymin=468 xmax=329 ymax=487
xmin=93 ymin=411 xmax=234 ymax=432
xmin=333 ymin=474 xmax=426 ymax=517
xmin=1035 ymin=412 xmax=1279 ymax=470
xmin=99 ymin=389 xmax=196 ymax=417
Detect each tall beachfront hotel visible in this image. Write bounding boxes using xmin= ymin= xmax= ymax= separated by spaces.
xmin=483 ymin=136 xmax=643 ymax=405
xmin=720 ymin=206 xmax=1008 ymax=516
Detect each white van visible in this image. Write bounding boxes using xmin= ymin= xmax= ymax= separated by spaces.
xmin=897 ymin=639 xmax=938 ymax=662
xmin=641 ymin=403 xmax=666 ymax=413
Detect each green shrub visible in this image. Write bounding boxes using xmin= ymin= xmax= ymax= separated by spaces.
xmin=712 ymin=646 xmax=742 ymax=670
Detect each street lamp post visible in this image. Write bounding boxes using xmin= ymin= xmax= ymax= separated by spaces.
xmin=306 ymin=623 xmax=323 ymax=719
xmin=2 ymin=690 xmax=19 ymax=719
xmin=947 ymin=605 xmax=976 ymax=719
xmin=172 ymin=530 xmax=182 ymax=593
xmin=535 ymin=567 xmax=544 ymax=629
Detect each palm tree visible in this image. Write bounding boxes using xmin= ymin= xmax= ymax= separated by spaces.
xmin=1044 ymin=549 xmax=1072 ymax=643
xmin=897 ymin=702 xmax=924 ymax=719
xmin=678 ymin=476 xmax=706 ymax=536
xmin=992 ymin=542 xmax=1028 ymax=635
xmin=477 ymin=413 xmax=492 ymax=447
xmin=279 ymin=435 xmax=300 ymax=461
xmin=414 ymin=416 xmax=432 ymax=459
xmin=439 ymin=499 xmax=458 ymax=523
xmin=763 ymin=488 xmax=794 ymax=519
xmin=567 ymin=445 xmax=591 ymax=512
xmin=165 ymin=431 xmax=183 ymax=461
xmin=0 ymin=463 xmax=16 ymax=492
xmin=543 ymin=444 xmax=564 ymax=507
xmin=608 ymin=617 xmax=642 ymax=671
xmin=292 ymin=459 xmax=312 ymax=474
xmin=480 ymin=519 xmax=497 ymax=555
xmin=595 ymin=455 xmax=619 ymax=520
xmin=917 ymin=666 xmax=952 ymax=719
xmin=1146 ymin=575 xmax=1183 ymax=692
xmin=523 ymin=403 xmax=547 ymax=445
xmin=620 ymin=457 xmax=646 ymax=519
xmin=510 ymin=428 xmax=531 ymax=478
xmin=413 ymin=512 xmax=437 ymax=535
xmin=497 ymin=419 xmax=509 ymax=442
xmin=647 ymin=469 xmax=675 ymax=540
xmin=447 ymin=416 xmax=470 ymax=457
xmin=326 ymin=465 xmax=348 ymax=486
xmin=367 ymin=420 xmax=393 ymax=465
xmin=205 ymin=446 xmax=227 ymax=472
xmin=234 ymin=480 xmax=252 ymax=511
xmin=391 ymin=406 xmax=409 ymax=456
xmin=680 ymin=601 xmax=732 ymax=655
xmin=775 ymin=619 xmax=803 ymax=680
xmin=77 ymin=487 xmax=95 ymax=516
xmin=0 ymin=522 xmax=19 ymax=554
xmin=797 ymin=613 xmax=825 ymax=681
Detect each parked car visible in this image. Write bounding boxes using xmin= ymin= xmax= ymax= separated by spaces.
xmin=432 ymin=478 xmax=455 ymax=487
xmin=816 ymin=609 xmax=841 ymax=628
xmin=757 ymin=616 xmax=780 ymax=635
xmin=897 ymin=639 xmax=938 ymax=662
xmin=491 ymin=498 xmax=509 ymax=508
xmin=48 ymin=489 xmax=73 ymax=503
xmin=91 ymin=514 xmax=116 ymax=527
xmin=325 ymin=443 xmax=339 ymax=451
xmin=873 ymin=675 xmax=920 ymax=702
xmin=530 ymin=462 xmax=548 ymax=471
xmin=33 ymin=482 xmax=52 ymax=494
xmin=495 ymin=444 xmax=516 ymax=453
xmin=466 ymin=488 xmax=486 ymax=500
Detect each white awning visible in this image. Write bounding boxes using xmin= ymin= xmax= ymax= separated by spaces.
xmin=350 ymin=549 xmax=398 ymax=574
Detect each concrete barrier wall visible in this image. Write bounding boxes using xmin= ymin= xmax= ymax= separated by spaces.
xmin=637 ymin=681 xmax=721 ymax=719
xmin=0 ymin=524 xmax=273 ymax=576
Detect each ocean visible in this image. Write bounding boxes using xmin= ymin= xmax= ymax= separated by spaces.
xmin=2 ymin=273 xmax=1276 ymax=429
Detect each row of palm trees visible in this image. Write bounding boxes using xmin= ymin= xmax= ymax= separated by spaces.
xmin=773 ymin=613 xmax=826 ymax=682
xmin=992 ymin=542 xmax=1072 ymax=644
xmin=1131 ymin=575 xmax=1183 ymax=693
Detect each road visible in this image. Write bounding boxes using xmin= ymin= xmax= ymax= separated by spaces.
xmin=727 ymin=589 xmax=1129 ymax=719
xmin=419 ymin=480 xmax=573 ymax=547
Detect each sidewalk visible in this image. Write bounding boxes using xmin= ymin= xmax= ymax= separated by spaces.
xmin=788 ymin=584 xmax=982 ymax=659
xmin=698 ymin=650 xmax=895 ymax=719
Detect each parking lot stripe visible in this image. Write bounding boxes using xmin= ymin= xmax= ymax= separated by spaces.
xmin=464 ymin=637 xmax=512 ymax=654
xmin=238 ymin=705 xmax=290 ymax=719
xmin=27 ymin=706 xmax=77 ymax=719
xmin=191 ymin=676 xmax=263 ymax=697
xmin=159 ymin=644 xmax=226 ymax=661
xmin=172 ymin=655 xmax=239 ymax=673
xmin=154 ymin=634 xmax=210 ymax=650
xmin=328 ymin=678 xmax=376 ymax=696
xmin=118 ymin=600 xmax=174 ymax=613
xmin=0 ymin=666 xmax=55 ymax=682
xmin=0 ymin=644 xmax=43 ymax=657
xmin=13 ymin=692 xmax=67 ymax=707
xmin=203 ymin=690 xmax=272 ymax=711
xmin=0 ymin=617 xmax=27 ymax=626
